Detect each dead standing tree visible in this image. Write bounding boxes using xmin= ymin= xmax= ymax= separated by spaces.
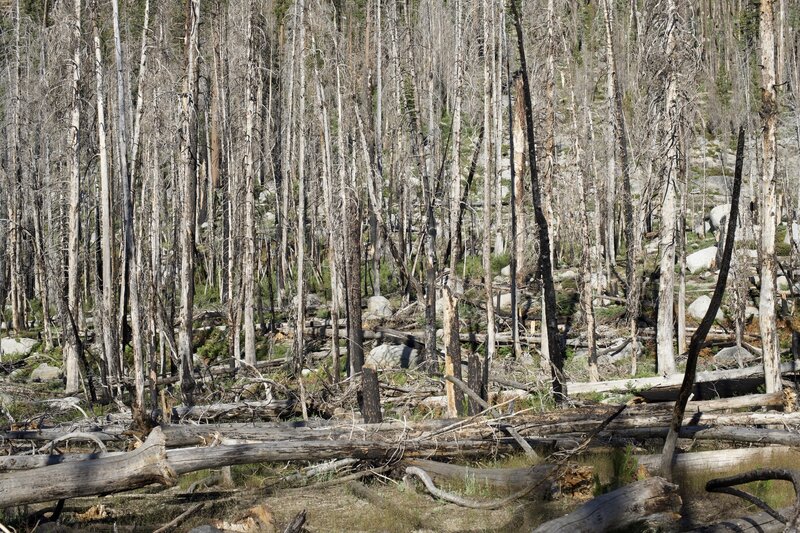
xmin=509 ymin=0 xmax=565 ymax=398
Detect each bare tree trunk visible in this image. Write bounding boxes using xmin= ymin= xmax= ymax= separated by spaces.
xmin=242 ymin=0 xmax=258 ymax=367
xmin=509 ymin=0 xmax=565 ymax=398
xmin=65 ymin=0 xmax=82 ymax=395
xmin=372 ymin=0 xmax=383 ymax=298
xmin=657 ymin=0 xmax=679 ymax=376
xmin=759 ymin=0 xmax=780 ymax=393
xmin=443 ymin=0 xmax=465 ymax=417
xmin=8 ymin=0 xmax=24 ymax=334
xmin=93 ymin=4 xmax=119 ymax=384
xmin=481 ymin=0 xmax=496 ymax=399
xmin=293 ymin=0 xmax=307 ymax=373
xmin=178 ymin=0 xmax=201 ymax=405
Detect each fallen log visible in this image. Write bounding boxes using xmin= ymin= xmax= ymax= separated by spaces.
xmin=689 ymin=510 xmax=785 ymax=533
xmin=403 ymin=458 xmax=591 ymax=497
xmin=0 ymin=428 xmax=176 ymax=508
xmin=603 ymin=425 xmax=800 ymax=447
xmin=531 ymin=476 xmax=681 ymax=533
xmin=0 ymin=392 xmax=787 ymax=450
xmin=568 ymin=360 xmax=800 ymax=394
xmin=0 ymin=428 xmax=523 ymax=508
xmin=638 ymin=446 xmax=798 ymax=478
xmin=171 ymin=399 xmax=296 ymax=421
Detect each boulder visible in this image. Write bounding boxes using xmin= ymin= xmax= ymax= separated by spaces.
xmin=556 ymin=270 xmax=578 ymax=282
xmin=495 ymin=293 xmax=513 ymax=313
xmin=365 ymin=344 xmax=420 ymax=369
xmin=694 ymin=221 xmax=711 ymax=236
xmin=686 ymin=246 xmax=717 ymax=273
xmin=709 ymin=204 xmax=731 ymax=230
xmin=745 ymin=306 xmax=759 ymax=319
xmin=714 ymin=346 xmax=757 ymax=369
xmin=365 ymin=295 xmax=393 ymax=319
xmin=687 ymin=295 xmax=723 ymax=321
xmin=30 ymin=363 xmax=63 ymax=382
xmin=291 ymin=293 xmax=323 ymax=310
xmin=500 ymin=265 xmax=511 ymax=277
xmin=0 ymin=337 xmax=37 ymax=357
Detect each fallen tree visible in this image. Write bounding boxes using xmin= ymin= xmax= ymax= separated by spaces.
xmin=531 ymin=476 xmax=681 ymax=533
xmin=0 ymin=427 xmax=574 ymax=508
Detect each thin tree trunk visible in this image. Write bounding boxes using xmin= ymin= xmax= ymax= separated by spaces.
xmin=293 ymin=0 xmax=307 ymax=373
xmin=178 ymin=0 xmax=201 ymax=405
xmin=481 ymin=0 xmax=496 ymax=406
xmin=443 ymin=0 xmax=465 ymax=417
xmin=93 ymin=5 xmax=119 ymax=384
xmin=65 ymin=0 xmax=82 ymax=395
xmin=242 ymin=0 xmax=258 ymax=367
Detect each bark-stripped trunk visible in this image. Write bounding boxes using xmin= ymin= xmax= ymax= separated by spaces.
xmin=93 ymin=6 xmax=119 ymax=383
xmin=293 ymin=0 xmax=307 ymax=373
xmin=65 ymin=0 xmax=82 ymax=395
xmin=8 ymin=0 xmax=24 ymax=333
xmin=759 ymin=0 xmax=780 ymax=393
xmin=242 ymin=0 xmax=258 ymax=366
xmin=443 ymin=0 xmax=465 ymax=417
xmin=178 ymin=0 xmax=201 ymax=405
xmin=657 ymin=0 xmax=679 ymax=376
xmin=481 ymin=0 xmax=495 ymax=403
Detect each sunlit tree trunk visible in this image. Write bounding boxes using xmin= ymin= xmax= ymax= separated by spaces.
xmin=178 ymin=0 xmax=201 ymax=404
xmin=242 ymin=0 xmax=258 ymax=366
xmin=657 ymin=0 xmax=679 ymax=376
xmin=65 ymin=0 xmax=82 ymax=395
xmin=759 ymin=0 xmax=780 ymax=393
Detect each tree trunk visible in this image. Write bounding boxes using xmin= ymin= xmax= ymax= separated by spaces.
xmin=65 ymin=0 xmax=82 ymax=395
xmin=759 ymin=0 xmax=781 ymax=393
xmin=242 ymin=0 xmax=258 ymax=367
xmin=93 ymin=4 xmax=119 ymax=385
xmin=657 ymin=0 xmax=679 ymax=376
xmin=509 ymin=0 xmax=565 ymax=398
xmin=178 ymin=0 xmax=201 ymax=405
xmin=293 ymin=0 xmax=307 ymax=373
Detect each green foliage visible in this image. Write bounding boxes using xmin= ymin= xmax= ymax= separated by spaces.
xmin=490 ymin=253 xmax=510 ymax=275
xmin=716 ymin=66 xmax=732 ymax=109
xmin=197 ymin=328 xmax=228 ymax=364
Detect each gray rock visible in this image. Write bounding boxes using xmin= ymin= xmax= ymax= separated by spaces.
xmin=556 ymin=270 xmax=578 ymax=282
xmin=714 ymin=346 xmax=756 ymax=369
xmin=500 ymin=265 xmax=511 ymax=277
xmin=30 ymin=363 xmax=63 ymax=382
xmin=0 ymin=337 xmax=37 ymax=357
xmin=365 ymin=295 xmax=394 ymax=319
xmin=686 ymin=246 xmax=717 ymax=273
xmin=694 ymin=221 xmax=712 ymax=236
xmin=366 ymin=344 xmax=420 ymax=369
xmin=709 ymin=204 xmax=731 ymax=229
xmin=687 ymin=295 xmax=723 ymax=321
xmin=745 ymin=306 xmax=759 ymax=319
xmin=495 ymin=292 xmax=513 ymax=312
xmin=291 ymin=293 xmax=323 ymax=309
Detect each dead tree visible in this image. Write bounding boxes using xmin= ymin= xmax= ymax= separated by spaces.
xmin=661 ymin=127 xmax=745 ymax=480
xmin=509 ymin=0 xmax=565 ymax=397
